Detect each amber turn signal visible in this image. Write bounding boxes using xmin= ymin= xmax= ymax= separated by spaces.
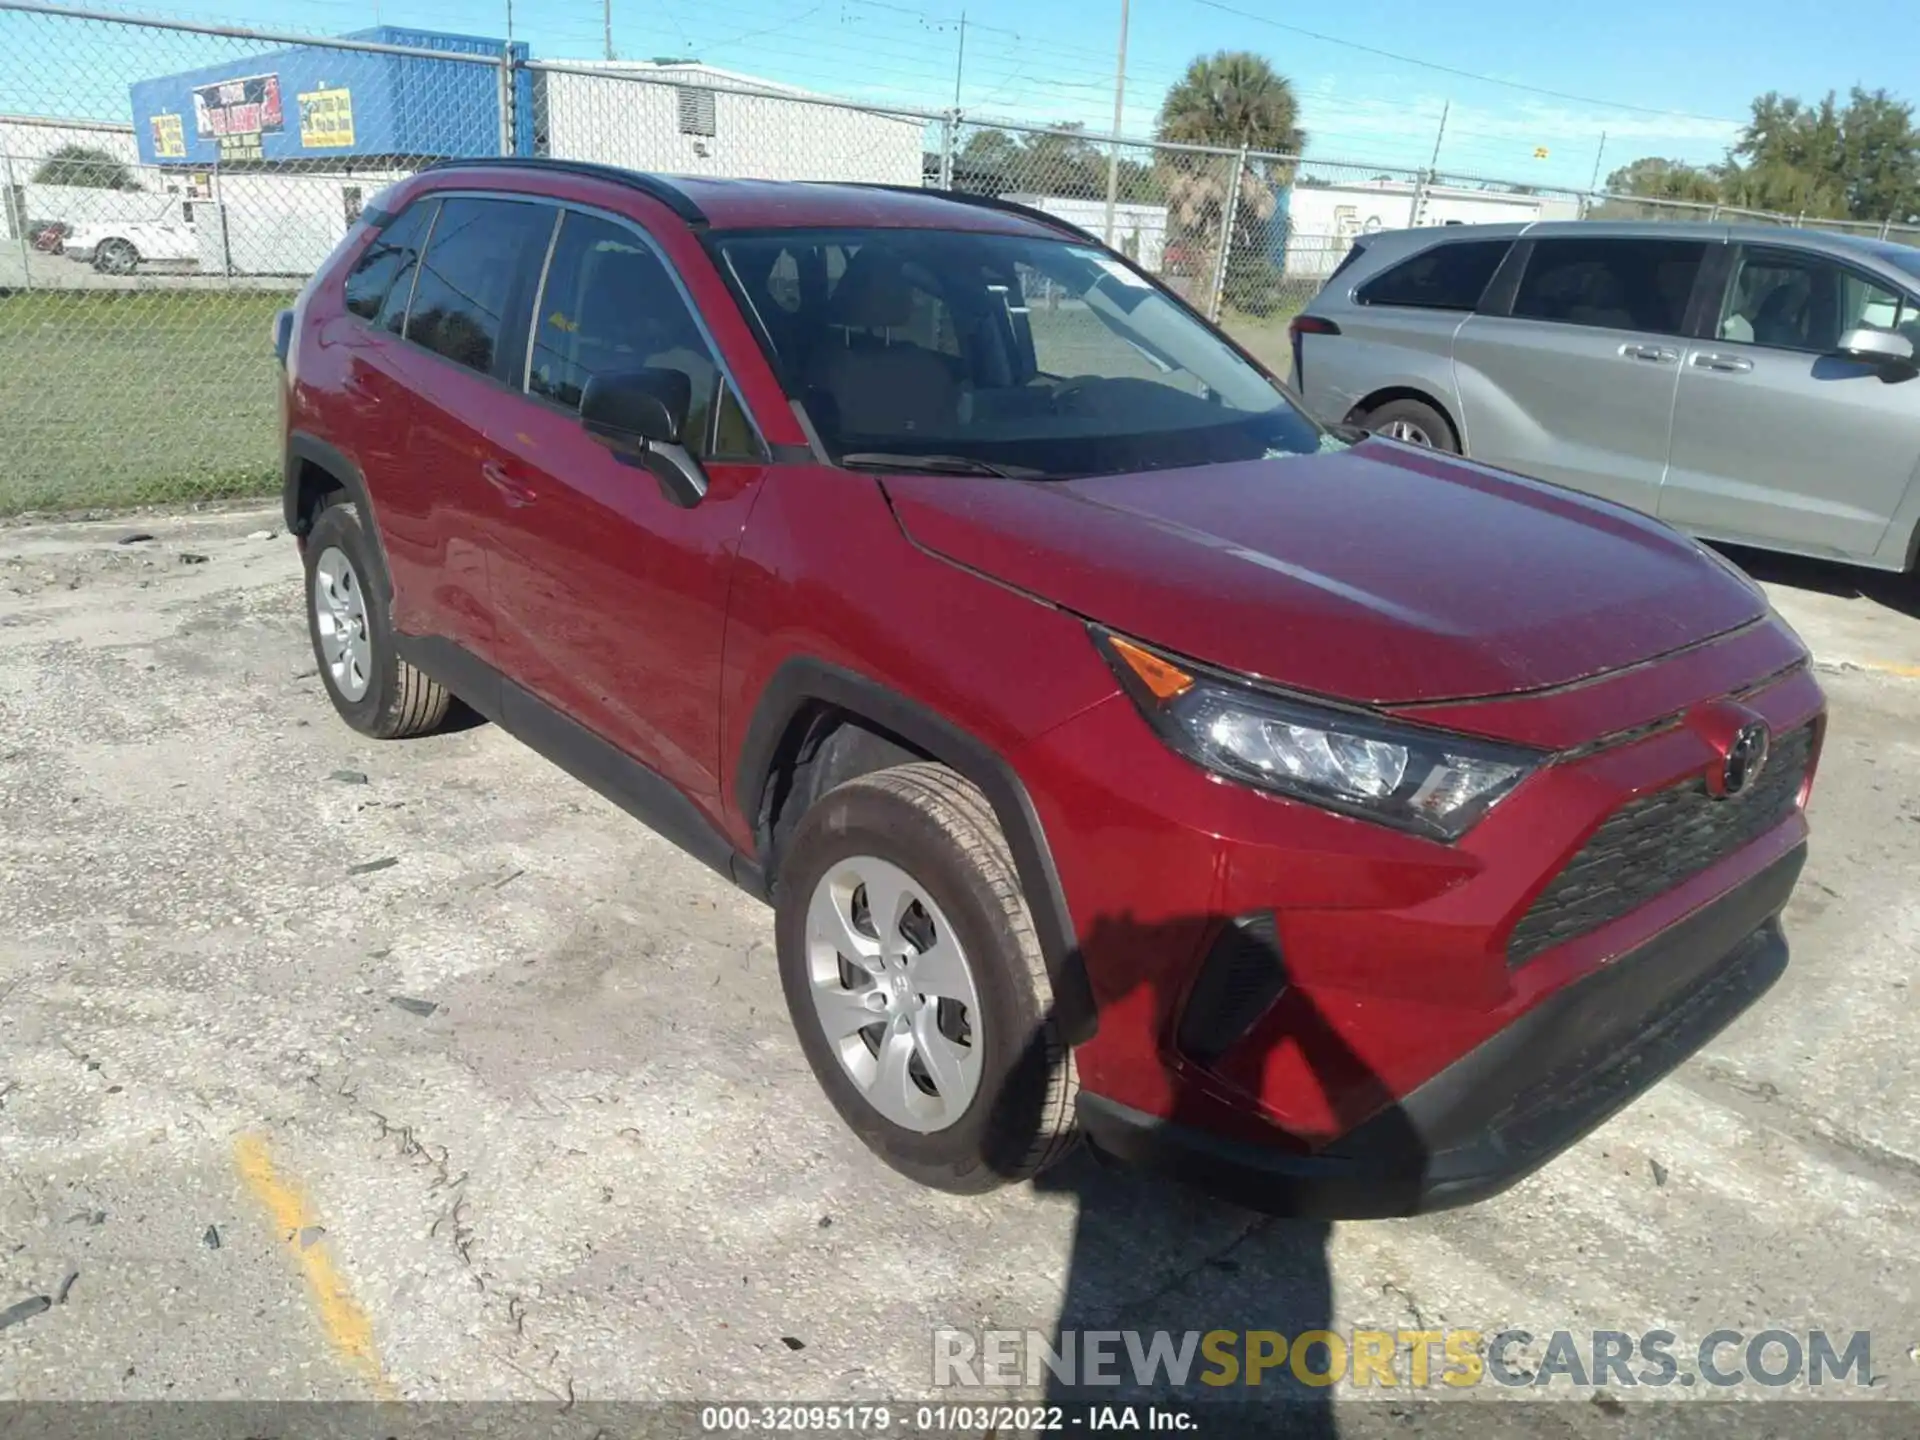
xmin=1106 ymin=635 xmax=1194 ymax=702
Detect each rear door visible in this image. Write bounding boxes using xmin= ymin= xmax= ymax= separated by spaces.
xmin=373 ymin=193 xmax=556 ymax=668
xmin=1452 ymin=235 xmax=1711 ymax=514
xmin=1296 ymin=237 xmax=1509 ymax=423
xmin=1660 ymin=242 xmax=1920 ymax=560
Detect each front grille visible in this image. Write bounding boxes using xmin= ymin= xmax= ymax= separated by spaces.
xmin=1507 ymin=723 xmax=1813 ymax=968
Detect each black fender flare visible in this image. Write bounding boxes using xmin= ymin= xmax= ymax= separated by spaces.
xmin=284 ymin=431 xmax=397 ymax=605
xmin=736 ymin=658 xmax=1097 ymax=1045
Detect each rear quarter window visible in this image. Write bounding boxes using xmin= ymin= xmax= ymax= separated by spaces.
xmin=343 ymin=201 xmax=433 ymax=323
xmin=1511 ymin=237 xmax=1706 ymax=335
xmin=1356 ymin=239 xmax=1512 ymax=311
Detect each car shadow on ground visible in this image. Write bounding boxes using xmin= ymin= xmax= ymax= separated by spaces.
xmin=994 ymin=912 xmax=1434 ymax=1437
xmin=1712 ymin=542 xmax=1920 ymax=620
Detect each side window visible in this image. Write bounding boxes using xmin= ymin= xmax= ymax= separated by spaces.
xmin=343 ymin=199 xmax=433 ymax=327
xmin=1512 ymin=238 xmax=1706 ymax=335
xmin=529 ymin=210 xmax=763 ymax=460
xmin=404 ymin=196 xmax=554 ymax=377
xmin=1355 ymin=240 xmax=1511 ymax=311
xmin=1719 ymin=249 xmax=1911 ymax=352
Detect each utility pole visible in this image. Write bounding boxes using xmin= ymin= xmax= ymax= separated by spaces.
xmin=1102 ymin=0 xmax=1129 ymax=244
xmin=952 ymin=10 xmax=966 ymax=112
xmin=1426 ymin=101 xmax=1449 ymax=173
xmin=604 ymin=0 xmax=614 ymax=60
xmin=504 ymin=0 xmax=513 ymax=43
xmin=1589 ymin=130 xmax=1607 ymax=193
xmin=1412 ymin=101 xmax=1447 ymax=226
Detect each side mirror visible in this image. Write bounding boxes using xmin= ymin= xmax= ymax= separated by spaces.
xmin=581 ymin=367 xmax=689 ymax=447
xmin=579 ymin=368 xmax=708 ymax=508
xmin=1834 ymin=326 xmax=1915 ymax=370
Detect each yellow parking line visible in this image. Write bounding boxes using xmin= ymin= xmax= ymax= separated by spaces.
xmin=233 ymin=1133 xmax=395 ymax=1398
xmin=1863 ymin=661 xmax=1920 ymax=679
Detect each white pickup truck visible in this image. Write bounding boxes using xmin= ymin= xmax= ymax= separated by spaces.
xmin=63 ymin=211 xmax=199 ymax=275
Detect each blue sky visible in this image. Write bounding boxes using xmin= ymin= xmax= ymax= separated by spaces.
xmin=10 ymin=0 xmax=1919 ymax=191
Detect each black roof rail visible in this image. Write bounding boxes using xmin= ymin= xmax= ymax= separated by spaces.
xmin=422 ymin=156 xmax=706 ymax=225
xmin=841 ymin=184 xmax=1102 ymax=245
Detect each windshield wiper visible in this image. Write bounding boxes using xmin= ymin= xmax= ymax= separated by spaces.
xmin=839 ymin=452 xmax=1046 ymax=479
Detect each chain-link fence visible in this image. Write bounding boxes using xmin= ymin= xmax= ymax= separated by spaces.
xmin=0 ymin=3 xmax=523 ymax=513
xmin=4 ymin=0 xmax=1919 ymax=514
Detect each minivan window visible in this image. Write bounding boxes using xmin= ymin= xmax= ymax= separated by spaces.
xmin=404 ymin=196 xmax=553 ymax=377
xmin=718 ymin=227 xmax=1323 ymax=477
xmin=1719 ymin=248 xmax=1916 ymax=352
xmin=528 ymin=209 xmax=763 ymax=460
xmin=1356 ymin=239 xmax=1511 ymax=311
xmin=344 ymin=201 xmax=432 ymax=323
xmin=1512 ymin=237 xmax=1705 ymax=335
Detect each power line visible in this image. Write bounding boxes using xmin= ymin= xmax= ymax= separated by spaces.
xmin=1184 ymin=0 xmax=1745 ymax=126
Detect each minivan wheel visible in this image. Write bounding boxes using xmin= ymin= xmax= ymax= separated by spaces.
xmin=1361 ymin=397 xmax=1458 ymax=453
xmin=303 ymin=500 xmax=451 ymax=739
xmin=95 ymin=239 xmax=139 ymax=275
xmin=775 ymin=763 xmax=1078 ymax=1193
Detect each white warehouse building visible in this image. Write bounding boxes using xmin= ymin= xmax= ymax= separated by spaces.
xmin=1282 ymin=178 xmax=1583 ymax=279
xmin=532 ymin=61 xmax=926 ymax=186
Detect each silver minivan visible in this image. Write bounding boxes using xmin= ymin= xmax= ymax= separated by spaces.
xmin=1292 ymin=220 xmax=1920 ymax=572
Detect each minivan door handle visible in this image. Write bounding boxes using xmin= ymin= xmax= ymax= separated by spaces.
xmin=1618 ymin=342 xmax=1679 ymax=363
xmin=1690 ymin=352 xmax=1755 ymax=374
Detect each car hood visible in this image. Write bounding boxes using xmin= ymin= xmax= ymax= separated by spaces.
xmin=884 ymin=440 xmax=1767 ymax=705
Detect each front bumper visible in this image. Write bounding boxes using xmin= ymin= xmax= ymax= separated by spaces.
xmin=1077 ymin=843 xmax=1801 ymax=1218
xmin=64 ymin=244 xmax=97 ymax=263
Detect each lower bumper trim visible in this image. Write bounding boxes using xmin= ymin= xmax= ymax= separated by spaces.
xmin=1079 ymin=844 xmax=1802 ymax=1218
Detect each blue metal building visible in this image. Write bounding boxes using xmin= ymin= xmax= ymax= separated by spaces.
xmin=128 ymin=27 xmax=534 ymax=168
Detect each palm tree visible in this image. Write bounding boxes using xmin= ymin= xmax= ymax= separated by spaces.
xmin=1154 ymin=52 xmax=1304 ymax=310
xmin=1157 ymin=51 xmax=1305 ymax=154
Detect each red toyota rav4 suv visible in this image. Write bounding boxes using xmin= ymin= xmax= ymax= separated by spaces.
xmin=276 ymin=159 xmax=1823 ymax=1217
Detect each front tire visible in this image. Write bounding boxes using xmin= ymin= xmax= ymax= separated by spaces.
xmin=776 ymin=763 xmax=1078 ymax=1193
xmin=1360 ymin=396 xmax=1458 ymax=452
xmin=303 ymin=500 xmax=450 ymax=739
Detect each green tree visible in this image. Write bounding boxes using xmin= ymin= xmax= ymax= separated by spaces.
xmin=956 ymin=128 xmax=1022 ymax=189
xmin=1156 ymin=50 xmax=1305 ymax=153
xmin=1610 ymin=86 xmax=1920 ymax=223
xmin=1154 ymin=52 xmax=1305 ymax=311
xmin=954 ymin=124 xmax=1160 ymax=203
xmin=31 ymin=143 xmax=138 ymax=190
xmin=1605 ymin=156 xmax=1722 ymax=205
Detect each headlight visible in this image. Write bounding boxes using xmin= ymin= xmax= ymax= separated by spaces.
xmin=1095 ymin=629 xmax=1540 ymax=841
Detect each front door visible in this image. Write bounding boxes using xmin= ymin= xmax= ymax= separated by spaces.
xmin=484 ymin=206 xmax=772 ymax=805
xmin=1660 ymin=243 xmax=1920 ymax=562
xmin=1452 ymin=235 xmax=1709 ymax=515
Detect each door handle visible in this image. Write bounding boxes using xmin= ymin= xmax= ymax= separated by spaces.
xmin=481 ymin=460 xmax=537 ymax=507
xmin=1690 ymin=352 xmax=1754 ymax=374
xmin=1618 ymin=343 xmax=1678 ymax=363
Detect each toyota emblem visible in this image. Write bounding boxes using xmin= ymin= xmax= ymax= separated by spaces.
xmin=1720 ymin=721 xmax=1770 ymax=798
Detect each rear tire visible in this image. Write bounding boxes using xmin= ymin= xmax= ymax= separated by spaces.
xmin=775 ymin=762 xmax=1078 ymax=1193
xmin=1360 ymin=396 xmax=1458 ymax=452
xmin=95 ymin=239 xmax=139 ymax=276
xmin=303 ymin=500 xmax=450 ymax=740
